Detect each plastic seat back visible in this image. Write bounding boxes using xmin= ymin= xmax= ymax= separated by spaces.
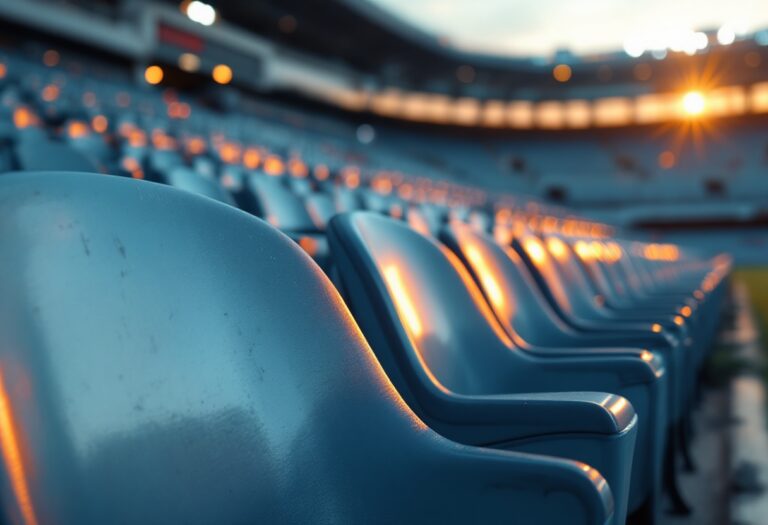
xmin=1 ymin=172 xmax=542 ymax=524
xmin=329 ymin=212 xmax=520 ymax=398
xmin=441 ymin=222 xmax=574 ymax=346
xmin=247 ymin=174 xmax=318 ymax=232
xmin=165 ymin=166 xmax=235 ymax=205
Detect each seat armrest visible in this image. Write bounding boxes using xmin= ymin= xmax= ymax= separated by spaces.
xmin=429 ymin=390 xmax=637 ymax=443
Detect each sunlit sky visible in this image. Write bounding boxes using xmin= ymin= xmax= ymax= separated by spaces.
xmin=372 ymin=0 xmax=768 ymax=56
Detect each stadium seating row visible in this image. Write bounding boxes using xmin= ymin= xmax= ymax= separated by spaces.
xmin=0 ymin=48 xmax=731 ymax=525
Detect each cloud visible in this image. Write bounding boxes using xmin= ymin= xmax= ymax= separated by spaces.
xmin=372 ymin=0 xmax=767 ymax=55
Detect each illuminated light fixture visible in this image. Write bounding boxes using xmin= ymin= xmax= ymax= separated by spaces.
xmin=212 ymin=64 xmax=232 ymax=85
xmin=184 ymin=0 xmax=217 ymax=26
xmin=640 ymin=350 xmax=654 ymax=362
xmin=552 ymin=64 xmax=572 ymax=83
xmin=651 ymin=323 xmax=662 ymax=333
xmin=681 ymin=91 xmax=706 ymax=116
xmin=178 ymin=53 xmax=200 ymax=72
xmin=680 ymin=305 xmax=693 ymax=317
xmin=717 ymin=25 xmax=736 ymax=45
xmin=674 ymin=315 xmax=685 ymax=326
xmin=144 ymin=65 xmax=164 ymax=85
xmin=384 ymin=265 xmax=423 ymax=338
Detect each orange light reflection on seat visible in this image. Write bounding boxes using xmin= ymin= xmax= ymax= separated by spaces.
xmin=603 ymin=395 xmax=629 ymax=420
xmin=440 ymin=246 xmax=514 ymax=348
xmin=523 ymin=237 xmax=547 ymax=265
xmin=464 ymin=245 xmax=505 ymax=310
xmin=0 ymin=369 xmax=38 ymax=525
xmin=383 ymin=265 xmax=423 ymax=338
xmin=546 ymin=237 xmax=568 ymax=261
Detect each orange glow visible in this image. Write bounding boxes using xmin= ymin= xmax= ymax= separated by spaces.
xmin=605 ymin=395 xmax=629 ymax=419
xmin=658 ymin=150 xmax=676 ymax=169
xmin=553 ymin=64 xmax=572 ymax=83
xmin=151 ymin=130 xmax=176 ymax=150
xmin=91 ymin=115 xmax=108 ymax=133
xmin=464 ymin=245 xmax=505 ymax=309
xmin=41 ymin=84 xmax=59 ymax=102
xmin=674 ymin=315 xmax=684 ymax=326
xmin=297 ymin=237 xmax=318 ymax=257
xmin=186 ymin=137 xmax=206 ymax=155
xmin=0 ymin=369 xmax=38 ymax=525
xmin=144 ymin=65 xmax=164 ymax=85
xmin=407 ymin=211 xmax=432 ymax=236
xmin=127 ymin=129 xmax=147 ymax=148
xmin=288 ymin=158 xmax=308 ymax=178
xmin=441 ymin=246 xmax=514 ymax=348
xmin=67 ymin=121 xmax=89 ymax=139
xmin=372 ymin=177 xmax=393 ymax=195
xmin=13 ymin=108 xmax=37 ymax=129
xmin=523 ymin=237 xmax=547 ymax=265
xmin=546 ymin=237 xmax=569 ymax=261
xmin=384 ymin=265 xmax=423 ymax=338
xmin=694 ymin=290 xmax=705 ymax=300
xmin=42 ymin=49 xmax=59 ymax=67
xmin=0 ymin=63 xmax=6 ymax=79
xmin=680 ymin=305 xmax=692 ymax=318
xmin=603 ymin=242 xmax=622 ymax=263
xmin=263 ymin=155 xmax=285 ymax=176
xmin=640 ymin=350 xmax=654 ymax=362
xmin=212 ymin=64 xmax=233 ymax=85
xmin=314 ymin=164 xmax=330 ymax=181
xmin=242 ymin=148 xmax=261 ymax=169
xmin=573 ymin=240 xmax=594 ymax=261
xmin=219 ymin=143 xmax=242 ymax=165
xmin=681 ymin=91 xmax=706 ymax=116
xmin=643 ymin=243 xmax=679 ymax=261
xmin=167 ymin=101 xmax=191 ymax=119
xmin=344 ymin=169 xmax=361 ymax=189
xmin=651 ymin=323 xmax=662 ymax=333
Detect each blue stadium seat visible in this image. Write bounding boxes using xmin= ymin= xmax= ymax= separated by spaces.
xmin=440 ymin=221 xmax=670 ymax=518
xmin=329 ymin=211 xmax=644 ymax=524
xmin=0 ymin=172 xmax=615 ymax=525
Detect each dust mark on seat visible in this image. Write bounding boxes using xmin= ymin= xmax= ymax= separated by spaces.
xmin=113 ymin=237 xmax=127 ymax=259
xmin=79 ymin=233 xmax=90 ymax=256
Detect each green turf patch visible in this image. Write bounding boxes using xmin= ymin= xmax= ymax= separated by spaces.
xmin=735 ymin=268 xmax=768 ymax=342
xmin=734 ymin=268 xmax=768 ymax=381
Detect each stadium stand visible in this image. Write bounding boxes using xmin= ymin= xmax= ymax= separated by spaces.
xmin=0 ymin=1 xmax=755 ymax=524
